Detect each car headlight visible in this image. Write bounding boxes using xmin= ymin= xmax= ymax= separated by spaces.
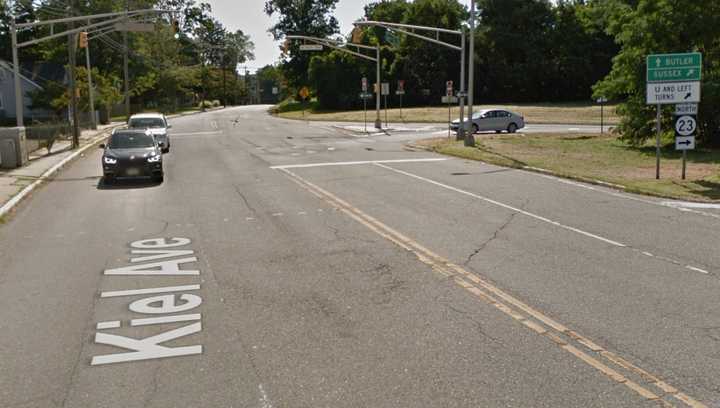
xmin=147 ymin=154 xmax=162 ymax=163
xmin=104 ymin=156 xmax=117 ymax=164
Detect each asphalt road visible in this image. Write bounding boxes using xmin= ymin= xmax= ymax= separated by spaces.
xmin=1 ymin=105 xmax=718 ymax=407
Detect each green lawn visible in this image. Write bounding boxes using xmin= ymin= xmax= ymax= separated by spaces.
xmin=417 ymin=134 xmax=720 ymax=202
xmin=274 ymin=101 xmax=619 ymax=126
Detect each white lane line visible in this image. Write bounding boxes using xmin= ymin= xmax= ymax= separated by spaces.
xmin=270 ymin=158 xmax=447 ymax=170
xmin=100 ymin=284 xmax=201 ymax=298
xmin=259 ymin=384 xmax=273 ymax=408
xmin=686 ymin=266 xmax=709 ymax=274
xmin=662 ymin=201 xmax=720 ymax=210
xmin=96 ymin=321 xmax=121 ymax=330
xmin=375 ymin=163 xmax=626 ymax=248
xmin=172 ymin=131 xmax=223 ymax=137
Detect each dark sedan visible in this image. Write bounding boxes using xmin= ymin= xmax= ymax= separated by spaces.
xmin=100 ymin=129 xmax=164 ymax=183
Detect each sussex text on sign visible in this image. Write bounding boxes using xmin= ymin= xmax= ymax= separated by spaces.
xmin=647 ymin=52 xmax=702 ymax=83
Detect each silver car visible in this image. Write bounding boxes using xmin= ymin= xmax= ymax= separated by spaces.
xmin=128 ymin=113 xmax=172 ymax=153
xmin=451 ymin=109 xmax=525 ymax=134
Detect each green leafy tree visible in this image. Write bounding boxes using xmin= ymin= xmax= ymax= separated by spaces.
xmin=593 ymin=0 xmax=720 ymax=146
xmin=264 ymin=0 xmax=340 ymax=91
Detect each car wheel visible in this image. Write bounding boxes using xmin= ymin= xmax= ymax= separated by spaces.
xmin=495 ymin=130 xmax=502 ymax=134
xmin=472 ymin=124 xmax=479 ymax=134
xmin=104 ymin=175 xmax=114 ymax=185
xmin=153 ymin=173 xmax=164 ymax=183
xmin=162 ymin=147 xmax=169 ymax=153
xmin=507 ymin=123 xmax=518 ymax=133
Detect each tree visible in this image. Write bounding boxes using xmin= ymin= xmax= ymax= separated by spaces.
xmin=593 ymin=0 xmax=720 ymax=146
xmin=264 ymin=0 xmax=340 ymax=91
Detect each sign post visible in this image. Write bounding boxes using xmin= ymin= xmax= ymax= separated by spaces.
xmin=674 ymin=111 xmax=697 ymax=180
xmin=646 ymin=52 xmax=702 ymax=179
xmin=381 ymin=82 xmax=390 ymax=128
xmin=597 ymin=97 xmax=607 ymax=134
xmin=299 ymin=86 xmax=310 ymax=121
xmin=360 ymin=77 xmax=370 ymax=133
xmin=442 ymin=81 xmax=458 ymax=139
xmin=396 ymin=80 xmax=405 ymax=121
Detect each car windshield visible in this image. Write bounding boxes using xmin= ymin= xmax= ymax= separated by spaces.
xmin=472 ymin=111 xmax=489 ymax=119
xmin=129 ymin=118 xmax=165 ymax=128
xmin=108 ymin=133 xmax=155 ymax=149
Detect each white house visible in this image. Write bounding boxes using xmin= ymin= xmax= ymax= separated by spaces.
xmin=0 ymin=59 xmax=50 ymax=122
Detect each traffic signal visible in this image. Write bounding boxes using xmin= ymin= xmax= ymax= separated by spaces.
xmin=351 ymin=27 xmax=364 ymax=44
xmin=78 ymin=31 xmax=88 ymax=48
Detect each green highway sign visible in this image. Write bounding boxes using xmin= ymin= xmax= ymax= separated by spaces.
xmin=647 ymin=52 xmax=702 ymax=83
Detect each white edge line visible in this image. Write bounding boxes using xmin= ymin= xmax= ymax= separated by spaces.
xmin=0 ymin=127 xmax=119 ymax=219
xmin=270 ymin=158 xmax=447 ymax=170
xmin=686 ymin=266 xmax=709 ymax=274
xmin=374 ymin=162 xmax=627 ymax=248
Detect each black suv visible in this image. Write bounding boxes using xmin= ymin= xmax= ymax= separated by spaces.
xmin=100 ymin=129 xmax=164 ymax=183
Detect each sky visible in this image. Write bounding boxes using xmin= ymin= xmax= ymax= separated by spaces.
xmin=204 ymin=0 xmax=473 ymax=72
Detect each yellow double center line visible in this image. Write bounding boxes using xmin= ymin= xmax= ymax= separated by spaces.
xmin=278 ymin=167 xmax=706 ymax=408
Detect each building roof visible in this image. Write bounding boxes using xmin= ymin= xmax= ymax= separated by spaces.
xmin=0 ymin=60 xmax=44 ymax=90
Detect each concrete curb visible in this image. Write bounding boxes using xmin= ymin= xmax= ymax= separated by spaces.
xmin=0 ymin=125 xmax=120 ymax=220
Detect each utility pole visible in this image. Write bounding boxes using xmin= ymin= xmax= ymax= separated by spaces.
xmin=222 ymin=51 xmax=227 ymax=108
xmin=68 ymin=3 xmax=80 ymax=148
xmin=465 ymin=0 xmax=476 ymax=147
xmin=82 ymin=30 xmax=97 ymax=130
xmin=123 ymin=1 xmax=130 ymax=120
xmin=375 ymin=45 xmax=382 ymax=129
xmin=457 ymin=28 xmax=466 ymax=141
xmin=10 ymin=15 xmax=23 ymax=128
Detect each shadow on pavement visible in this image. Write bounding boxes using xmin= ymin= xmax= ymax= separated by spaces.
xmin=96 ymin=178 xmax=161 ymax=190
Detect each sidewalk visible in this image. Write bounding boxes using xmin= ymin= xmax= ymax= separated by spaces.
xmin=0 ymin=122 xmax=122 ymax=219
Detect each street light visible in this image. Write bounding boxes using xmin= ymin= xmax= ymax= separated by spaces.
xmin=353 ymin=19 xmax=473 ymax=145
xmin=286 ymin=35 xmax=383 ymax=129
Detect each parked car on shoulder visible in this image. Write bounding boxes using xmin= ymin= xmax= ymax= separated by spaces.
xmin=100 ymin=129 xmax=164 ymax=183
xmin=451 ymin=109 xmax=525 ymax=134
xmin=128 ymin=113 xmax=171 ymax=153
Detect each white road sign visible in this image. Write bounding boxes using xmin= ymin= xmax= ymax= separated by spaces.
xmin=646 ymin=81 xmax=700 ymax=104
xmin=675 ymin=115 xmax=697 ymax=136
xmin=675 ymin=103 xmax=698 ymax=115
xmin=361 ymin=77 xmax=368 ymax=92
xmin=441 ymin=96 xmax=458 ymax=104
xmin=299 ymin=44 xmax=323 ymax=51
xmin=675 ymin=136 xmax=695 ymax=150
xmin=381 ymin=82 xmax=390 ymax=96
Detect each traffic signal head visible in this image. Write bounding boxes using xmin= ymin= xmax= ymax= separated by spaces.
xmin=171 ymin=19 xmax=180 ymax=37
xmin=78 ymin=32 xmax=88 ymax=48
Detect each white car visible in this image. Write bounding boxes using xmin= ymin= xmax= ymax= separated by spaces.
xmin=128 ymin=113 xmax=171 ymax=153
xmin=451 ymin=109 xmax=525 ymax=134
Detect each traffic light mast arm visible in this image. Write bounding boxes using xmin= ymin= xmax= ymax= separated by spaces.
xmin=15 ymin=9 xmax=171 ymax=29
xmin=16 ymin=9 xmax=174 ymax=48
xmin=354 ymin=20 xmax=462 ymax=51
xmin=285 ymin=35 xmax=377 ymax=62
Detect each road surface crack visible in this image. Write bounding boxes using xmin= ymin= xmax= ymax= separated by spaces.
xmin=463 ymin=211 xmax=518 ymax=266
xmin=234 ymin=185 xmax=258 ymax=215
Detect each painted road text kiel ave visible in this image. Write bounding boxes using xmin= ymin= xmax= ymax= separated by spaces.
xmin=91 ymin=237 xmax=204 ymax=366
